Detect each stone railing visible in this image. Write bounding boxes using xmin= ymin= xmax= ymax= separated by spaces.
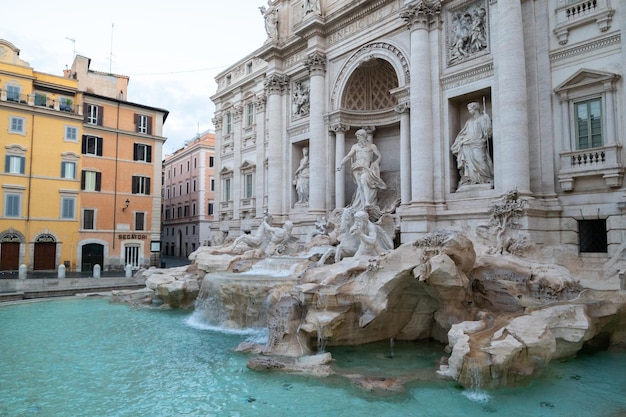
xmin=554 ymin=0 xmax=614 ymax=45
xmin=558 ymin=143 xmax=623 ymax=190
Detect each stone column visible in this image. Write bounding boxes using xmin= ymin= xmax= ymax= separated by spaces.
xmin=304 ymin=52 xmax=327 ymax=215
xmin=331 ymin=124 xmax=349 ymax=209
xmin=497 ymin=0 xmax=530 ymax=193
xmin=232 ymin=104 xmax=243 ymax=220
xmin=400 ymin=1 xmax=441 ymax=204
xmin=264 ymin=73 xmax=289 ymax=216
xmin=254 ymin=94 xmax=267 ymax=214
xmin=395 ymin=103 xmax=411 ymax=205
xmin=604 ymin=82 xmax=617 ymax=145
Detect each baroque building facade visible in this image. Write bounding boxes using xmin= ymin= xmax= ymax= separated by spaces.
xmin=161 ymin=131 xmax=216 ymax=258
xmin=210 ymin=0 xmax=624 ymax=260
xmin=0 ymin=40 xmax=168 ymax=272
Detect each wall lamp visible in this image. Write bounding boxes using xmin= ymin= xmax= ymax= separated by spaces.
xmin=122 ymin=199 xmax=130 ymax=211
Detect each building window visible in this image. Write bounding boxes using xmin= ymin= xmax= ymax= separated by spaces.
xmin=246 ymin=62 xmax=253 ymax=74
xmin=173 ymin=167 xmax=176 ymax=177
xmin=4 ymin=193 xmax=21 ymax=217
xmin=186 ymin=181 xmax=190 ymax=194
xmin=61 ymin=197 xmax=76 ymax=219
xmin=132 ymin=176 xmax=151 ymax=195
xmin=209 ymin=156 xmax=214 ymax=167
xmin=82 ymin=135 xmax=103 ymax=156
xmin=82 ymin=209 xmax=95 ymax=230
xmin=6 ymin=84 xmax=20 ymax=102
xmin=65 ymin=126 xmax=78 ymax=142
xmin=166 ymin=188 xmax=170 ymax=199
xmin=194 ymin=157 xmax=197 ymax=169
xmin=224 ymin=178 xmax=231 ymax=201
xmin=61 ymin=161 xmax=76 ymax=179
xmin=225 ymin=112 xmax=232 ymax=134
xmin=184 ymin=205 xmax=189 ymax=217
xmin=575 ymin=98 xmax=602 ymax=150
xmin=9 ymin=117 xmax=25 ymax=134
xmin=179 ymin=184 xmax=182 ymax=196
xmin=5 ymin=155 xmax=25 ymax=174
xmin=86 ymin=104 xmax=103 ymax=125
xmin=187 ymin=160 xmax=190 ymax=172
xmin=133 ymin=143 xmax=152 ymax=162
xmin=244 ymin=173 xmax=253 ymax=198
xmin=193 ymin=179 xmax=197 ymax=192
xmin=81 ymin=171 xmax=102 ymax=191
xmin=246 ymin=102 xmax=254 ymax=127
xmin=210 ymin=178 xmax=215 ymax=191
xmin=34 ymin=93 xmax=47 ymax=107
xmin=192 ymin=202 xmax=196 ymax=216
xmin=135 ymin=212 xmax=146 ymax=231
xmin=135 ymin=114 xmax=152 ymax=134
xmin=177 ymin=206 xmax=182 ymax=218
xmin=578 ymin=219 xmax=607 ymax=253
xmin=208 ymin=202 xmax=214 ymax=215
xmin=59 ymin=97 xmax=73 ymax=112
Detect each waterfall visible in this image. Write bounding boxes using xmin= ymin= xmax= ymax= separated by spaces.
xmin=463 ymin=356 xmax=491 ymax=403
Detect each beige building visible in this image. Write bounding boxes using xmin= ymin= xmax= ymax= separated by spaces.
xmin=210 ymin=0 xmax=624 ymax=260
xmin=161 ymin=131 xmax=216 ymax=258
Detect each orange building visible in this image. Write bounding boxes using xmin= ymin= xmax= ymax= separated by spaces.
xmin=66 ymin=56 xmax=168 ymax=271
xmin=162 ymin=131 xmax=215 ymax=258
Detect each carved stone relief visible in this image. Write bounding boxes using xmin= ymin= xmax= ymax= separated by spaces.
xmin=447 ymin=0 xmax=489 ymax=66
xmin=291 ymin=80 xmax=310 ymax=118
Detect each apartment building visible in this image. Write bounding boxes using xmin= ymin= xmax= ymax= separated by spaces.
xmin=0 ymin=39 xmax=168 ymax=272
xmin=162 ymin=131 xmax=215 ymax=258
xmin=0 ymin=39 xmax=83 ymax=271
xmin=67 ymin=55 xmax=168 ymax=271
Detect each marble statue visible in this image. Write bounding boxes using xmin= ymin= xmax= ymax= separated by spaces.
xmin=337 ymin=129 xmax=386 ymax=210
xmin=264 ymin=221 xmax=295 ymax=256
xmin=260 ymin=3 xmax=278 ymax=40
xmin=317 ymin=208 xmax=359 ymax=265
xmin=451 ymin=101 xmax=494 ymax=187
xmin=221 ymin=213 xmax=272 ymax=253
xmin=293 ymin=147 xmax=310 ymax=205
xmin=350 ymin=210 xmax=393 ymax=258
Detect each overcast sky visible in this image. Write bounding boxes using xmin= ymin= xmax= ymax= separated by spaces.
xmin=2 ymin=1 xmax=268 ymax=155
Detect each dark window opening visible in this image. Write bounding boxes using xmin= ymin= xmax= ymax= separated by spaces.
xmin=578 ymin=219 xmax=607 ymax=253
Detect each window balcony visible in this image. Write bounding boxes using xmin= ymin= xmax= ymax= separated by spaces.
xmin=0 ymin=90 xmax=78 ymax=114
xmin=557 ymin=143 xmax=623 ymax=191
xmin=554 ymin=0 xmax=615 ymax=45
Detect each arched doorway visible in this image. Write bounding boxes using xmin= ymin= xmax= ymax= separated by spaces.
xmin=0 ymin=232 xmax=22 ymax=271
xmin=81 ymin=243 xmax=104 ymax=272
xmin=33 ymin=234 xmax=57 ymax=270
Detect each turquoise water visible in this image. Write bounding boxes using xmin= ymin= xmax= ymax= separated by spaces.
xmin=1 ymin=297 xmax=626 ymax=417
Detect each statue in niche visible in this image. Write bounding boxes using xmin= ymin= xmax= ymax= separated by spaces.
xmin=449 ymin=3 xmax=488 ymax=63
xmin=451 ymin=101 xmax=494 ymax=188
xmin=292 ymin=81 xmax=310 ymax=117
xmin=337 ymin=129 xmax=386 ymax=211
xmin=303 ymin=0 xmax=321 ymax=16
xmin=293 ymin=147 xmax=310 ymax=206
xmin=260 ymin=2 xmax=279 ymax=41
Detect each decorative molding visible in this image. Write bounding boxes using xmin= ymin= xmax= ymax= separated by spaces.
xmin=549 ymin=33 xmax=620 ymax=64
xmin=399 ymin=0 xmax=442 ymax=31
xmin=440 ymin=62 xmax=493 ymax=90
xmin=304 ymin=51 xmax=327 ymax=75
xmin=264 ymin=73 xmax=289 ymax=95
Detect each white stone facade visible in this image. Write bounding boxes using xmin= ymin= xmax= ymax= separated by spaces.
xmin=210 ymin=0 xmax=624 ymax=257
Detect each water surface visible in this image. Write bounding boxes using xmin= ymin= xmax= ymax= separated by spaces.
xmin=1 ymin=297 xmax=625 ymax=417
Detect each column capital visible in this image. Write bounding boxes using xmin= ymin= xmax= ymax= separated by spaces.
xmin=212 ymin=114 xmax=223 ymax=130
xmin=233 ymin=104 xmax=243 ymax=122
xmin=394 ymin=102 xmax=410 ymax=114
xmin=264 ymin=73 xmax=289 ymax=95
xmin=304 ymin=51 xmax=327 ymax=75
xmin=400 ymin=0 xmax=442 ymax=31
xmin=330 ymin=123 xmax=350 ymax=134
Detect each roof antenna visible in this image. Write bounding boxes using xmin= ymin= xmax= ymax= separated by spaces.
xmin=108 ymin=23 xmax=115 ymax=73
xmin=66 ymin=36 xmax=76 ymax=59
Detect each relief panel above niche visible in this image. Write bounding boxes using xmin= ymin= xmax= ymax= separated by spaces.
xmin=446 ymin=0 xmax=490 ymax=67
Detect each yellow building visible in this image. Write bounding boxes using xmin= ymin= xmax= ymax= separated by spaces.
xmin=0 ymin=39 xmax=83 ymax=270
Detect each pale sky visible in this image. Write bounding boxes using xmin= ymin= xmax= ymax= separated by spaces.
xmin=2 ymin=1 xmax=268 ymax=155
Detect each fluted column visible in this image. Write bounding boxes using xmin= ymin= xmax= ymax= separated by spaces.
xmin=304 ymin=52 xmax=327 ymax=215
xmin=497 ymin=0 xmax=530 ymax=192
xmin=395 ymin=103 xmax=411 ymax=205
xmin=400 ymin=1 xmax=440 ymax=204
xmin=331 ymin=124 xmax=349 ymax=209
xmin=604 ymin=82 xmax=617 ymax=145
xmin=264 ymin=73 xmax=289 ymax=216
